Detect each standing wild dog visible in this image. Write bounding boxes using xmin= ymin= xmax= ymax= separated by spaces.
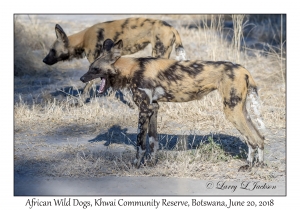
xmin=43 ymin=17 xmax=186 ymax=97
xmin=80 ymin=39 xmax=266 ymax=172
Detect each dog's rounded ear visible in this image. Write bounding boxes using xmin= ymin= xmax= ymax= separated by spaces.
xmin=109 ymin=40 xmax=123 ymax=63
xmin=55 ymin=24 xmax=65 ymax=34
xmin=114 ymin=40 xmax=123 ymax=50
xmin=103 ymin=39 xmax=115 ymax=52
xmin=55 ymin=24 xmax=69 ymax=46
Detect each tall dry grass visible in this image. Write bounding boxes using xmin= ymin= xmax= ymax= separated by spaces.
xmin=14 ymin=15 xmax=286 ymax=181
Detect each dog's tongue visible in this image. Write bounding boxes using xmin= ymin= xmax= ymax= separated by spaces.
xmin=98 ymin=78 xmax=106 ymax=93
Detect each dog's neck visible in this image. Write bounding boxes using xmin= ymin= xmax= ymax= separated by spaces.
xmin=109 ymin=73 xmax=130 ymax=90
xmin=113 ymin=57 xmax=138 ymax=78
xmin=109 ymin=57 xmax=137 ymax=90
xmin=67 ymin=29 xmax=88 ymax=60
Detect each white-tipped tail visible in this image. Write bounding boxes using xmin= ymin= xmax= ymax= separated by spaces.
xmin=246 ymin=89 xmax=266 ymax=132
xmin=175 ymin=47 xmax=187 ymax=61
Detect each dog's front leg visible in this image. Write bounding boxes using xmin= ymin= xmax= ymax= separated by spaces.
xmin=148 ymin=102 xmax=159 ymax=163
xmin=134 ymin=111 xmax=150 ymax=168
xmin=132 ymin=89 xmax=153 ymax=168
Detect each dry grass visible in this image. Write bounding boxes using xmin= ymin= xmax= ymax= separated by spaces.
xmin=14 ymin=14 xmax=286 ymax=182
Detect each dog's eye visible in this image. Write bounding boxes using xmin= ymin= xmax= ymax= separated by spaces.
xmin=91 ymin=68 xmax=100 ymax=73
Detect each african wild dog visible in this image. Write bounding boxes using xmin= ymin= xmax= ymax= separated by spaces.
xmin=43 ymin=17 xmax=186 ymax=97
xmin=80 ymin=39 xmax=266 ymax=172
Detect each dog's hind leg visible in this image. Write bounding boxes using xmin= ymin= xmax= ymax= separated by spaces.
xmin=223 ymin=90 xmax=265 ymax=172
xmin=151 ymin=33 xmax=174 ymax=59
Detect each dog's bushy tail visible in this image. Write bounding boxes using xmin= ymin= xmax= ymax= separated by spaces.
xmin=171 ymin=28 xmax=187 ymax=61
xmin=246 ymin=74 xmax=266 ymax=134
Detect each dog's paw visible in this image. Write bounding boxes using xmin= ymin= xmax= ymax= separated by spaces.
xmin=127 ymin=103 xmax=135 ymax=109
xmin=133 ymin=158 xmax=141 ymax=169
xmin=144 ymin=154 xmax=158 ymax=167
xmin=238 ymin=164 xmax=252 ymax=172
xmin=255 ymin=162 xmax=267 ymax=168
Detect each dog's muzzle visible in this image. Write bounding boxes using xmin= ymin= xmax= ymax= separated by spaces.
xmin=80 ymin=76 xmax=87 ymax=83
xmin=43 ymin=55 xmax=57 ymax=65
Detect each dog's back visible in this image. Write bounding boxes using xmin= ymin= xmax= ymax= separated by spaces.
xmin=114 ymin=58 xmax=256 ymax=103
xmin=81 ymin=18 xmax=186 ymax=60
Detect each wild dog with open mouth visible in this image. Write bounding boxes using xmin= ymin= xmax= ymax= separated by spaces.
xmin=80 ymin=39 xmax=266 ymax=171
xmin=43 ymin=17 xmax=186 ymax=97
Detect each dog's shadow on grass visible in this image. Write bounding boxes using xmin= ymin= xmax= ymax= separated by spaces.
xmin=88 ymin=125 xmax=248 ymax=158
xmin=89 ymin=125 xmax=136 ymax=146
xmin=52 ymin=86 xmax=132 ymax=106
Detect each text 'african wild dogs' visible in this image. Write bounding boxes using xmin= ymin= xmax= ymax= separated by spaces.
xmin=80 ymin=39 xmax=266 ymax=171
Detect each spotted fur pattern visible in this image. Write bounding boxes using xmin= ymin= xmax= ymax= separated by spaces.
xmin=80 ymin=39 xmax=266 ymax=171
xmin=43 ymin=18 xmax=186 ymax=96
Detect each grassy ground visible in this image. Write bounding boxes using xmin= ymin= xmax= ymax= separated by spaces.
xmin=14 ymin=14 xmax=286 ymax=182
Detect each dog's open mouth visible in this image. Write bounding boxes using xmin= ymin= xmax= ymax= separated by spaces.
xmin=98 ymin=77 xmax=106 ymax=93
